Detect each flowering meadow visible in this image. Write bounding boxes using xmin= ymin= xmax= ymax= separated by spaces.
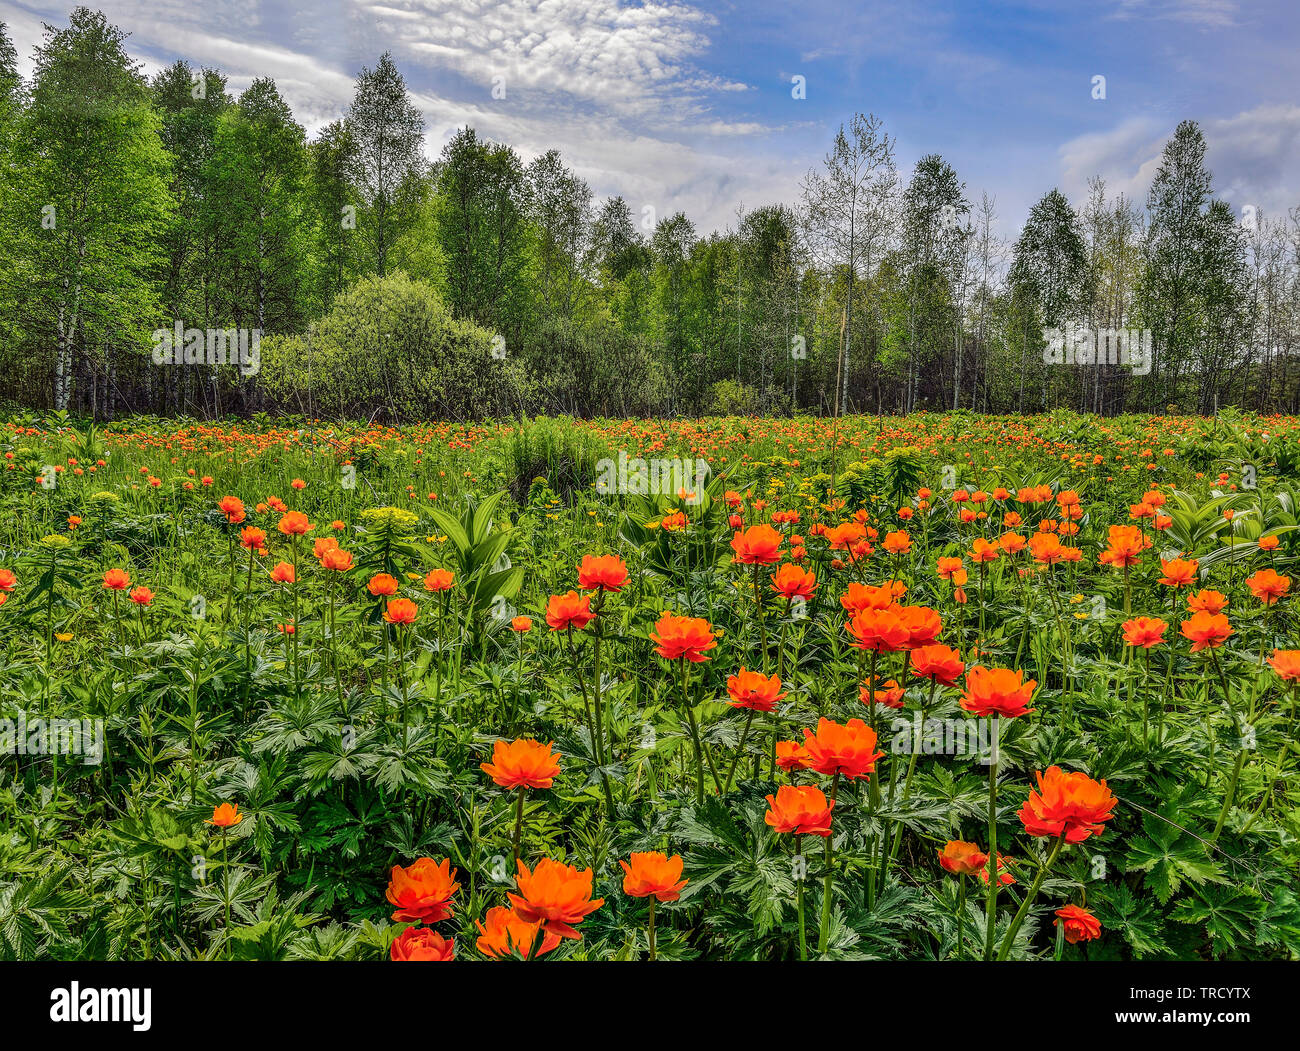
xmin=1 ymin=410 xmax=1298 ymax=962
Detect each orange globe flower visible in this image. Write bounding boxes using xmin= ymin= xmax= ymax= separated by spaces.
xmin=384 ymin=598 xmax=419 ymax=625
xmin=1027 ymin=532 xmax=1065 ymax=564
xmin=0 ymin=568 xmax=16 ymax=591
xmin=510 ymin=615 xmax=533 ymax=632
xmin=481 ymin=738 xmax=562 ymax=789
xmin=368 ymin=573 xmax=399 ymax=596
xmin=969 ymin=538 xmax=999 ymax=563
xmin=898 ymin=604 xmax=942 ymax=648
xmin=277 ymin=510 xmax=312 ymax=536
xmin=882 ymin=529 xmax=912 ymax=555
xmin=1259 ymin=534 xmax=1280 ymax=551
xmin=960 ymin=666 xmax=1037 ymax=718
xmin=1179 ymin=611 xmax=1232 ymax=652
xmin=731 ymin=523 xmax=783 ymax=565
xmin=1268 ymin=648 xmax=1300 ymax=682
xmin=207 ymin=802 xmax=243 ymax=827
xmin=1246 ymin=568 xmax=1291 ymax=605
xmin=270 ymin=561 xmax=296 ymax=584
xmin=1122 ymin=616 xmax=1167 ymax=649
xmin=841 ymin=581 xmax=898 ymax=613
xmin=764 ymin=784 xmax=834 ymax=836
xmin=650 ymin=610 xmax=717 ymax=662
xmin=726 ymin=667 xmax=786 ymax=712
xmin=1186 ymin=588 xmax=1228 ymax=614
xmin=475 ymin=906 xmax=561 ymax=960
xmin=507 ymin=858 xmax=605 ymax=941
xmin=1017 ymin=765 xmax=1117 ymax=842
xmin=846 ymin=606 xmax=909 ymax=652
xmin=386 ymin=857 xmax=460 ymax=924
xmin=1054 ymin=904 xmax=1102 ymax=944
xmin=218 ymin=495 xmax=245 ymax=524
xmin=860 ymin=677 xmax=905 ymax=708
xmin=938 ymin=840 xmax=988 ymax=876
xmin=423 ymin=568 xmax=455 ymax=592
xmin=312 ymin=537 xmax=339 ymax=559
xmin=546 ymin=590 xmax=595 ymax=630
xmin=102 ymin=568 xmax=131 ymax=590
xmin=619 ymin=852 xmax=689 ymax=902
xmin=1157 ymin=557 xmax=1197 ymax=589
xmin=128 ymin=586 xmax=153 ymax=606
xmin=911 ymin=643 xmax=965 ymax=687
xmin=577 ymin=553 xmax=629 ymax=591
xmin=390 ymin=926 xmax=455 ymax=961
xmin=320 ymin=547 xmax=354 ymax=571
xmin=771 ymin=563 xmax=816 ymax=600
xmin=775 ymin=740 xmax=813 ymax=771
xmin=240 ymin=526 xmax=266 ymax=550
xmin=801 ymin=717 xmax=883 ymax=780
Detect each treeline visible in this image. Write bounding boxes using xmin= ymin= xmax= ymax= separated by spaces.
xmin=1 ymin=7 xmax=1298 ymax=421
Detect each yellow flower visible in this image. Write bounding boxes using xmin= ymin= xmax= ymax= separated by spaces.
xmin=55 ymin=632 xmax=74 ymax=642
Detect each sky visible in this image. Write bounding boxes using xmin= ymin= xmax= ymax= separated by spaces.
xmin=2 ymin=0 xmax=1298 ymax=238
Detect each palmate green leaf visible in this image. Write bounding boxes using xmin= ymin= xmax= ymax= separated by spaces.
xmin=1255 ymin=884 xmax=1300 ymax=956
xmin=1170 ymin=884 xmax=1262 ymax=956
xmin=1093 ymin=880 xmax=1172 ymax=958
xmin=1123 ymin=812 xmax=1226 ymax=905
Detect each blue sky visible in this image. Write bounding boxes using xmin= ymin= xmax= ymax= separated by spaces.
xmin=2 ymin=0 xmax=1297 ymax=237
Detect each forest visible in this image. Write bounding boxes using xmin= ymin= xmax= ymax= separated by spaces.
xmin=1 ymin=7 xmax=1297 ymax=422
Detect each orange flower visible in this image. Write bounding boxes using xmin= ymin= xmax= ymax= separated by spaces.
xmin=1269 ymin=649 xmax=1300 ymax=681
xmin=128 ymin=586 xmax=153 ymax=606
xmin=840 ymin=581 xmax=898 ymax=613
xmin=731 ymin=523 xmax=783 ymax=565
xmin=511 ymin=615 xmax=533 ymax=632
xmin=938 ymin=840 xmax=988 ymax=876
xmin=102 ymin=568 xmax=131 ymax=590
xmin=577 ymin=553 xmax=629 ymax=591
xmin=726 ymin=667 xmax=786 ymax=712
xmin=1121 ymin=616 xmax=1167 ymax=649
xmin=1027 ymin=532 xmax=1065 ymax=564
xmin=1157 ymin=557 xmax=1197 ymax=589
xmin=898 ymin=604 xmax=942 ymax=648
xmin=546 ymin=590 xmax=595 ymax=630
xmin=801 ymin=717 xmax=883 ymax=780
xmin=775 ymin=740 xmax=813 ymax=771
xmin=206 ymin=802 xmax=243 ymax=827
xmin=911 ymin=643 xmax=965 ymax=687
xmin=474 ymin=906 xmax=560 ymax=960
xmin=860 ymin=677 xmax=905 ymax=708
xmin=960 ymin=666 xmax=1036 ymax=718
xmin=1259 ymin=534 xmax=1280 ymax=551
xmin=277 ymin=510 xmax=312 ymax=536
xmin=620 ymin=852 xmax=689 ymax=901
xmin=386 ymin=857 xmax=460 ymax=924
xmin=764 ymin=784 xmax=834 ymax=836
xmin=218 ymin=495 xmax=245 ymax=524
xmin=1098 ymin=524 xmax=1147 ymax=569
xmin=368 ymin=573 xmax=399 ymax=596
xmin=507 ymin=858 xmax=604 ymax=941
xmin=0 ymin=568 xmax=15 ymax=591
xmin=650 ymin=610 xmax=717 ymax=662
xmin=770 ymin=563 xmax=816 ymax=600
xmin=882 ymin=530 xmax=912 ymax=555
xmin=1017 ymin=765 xmax=1117 ymax=842
xmin=320 ymin=547 xmax=354 ymax=571
xmin=312 ymin=537 xmax=339 ymax=559
xmin=270 ymin=561 xmax=296 ymax=584
xmin=1179 ymin=611 xmax=1232 ymax=652
xmin=1246 ymin=568 xmax=1291 ymax=605
xmin=241 ymin=526 xmax=267 ymax=550
xmin=390 ymin=927 xmax=455 ymax=961
xmin=969 ymin=538 xmax=999 ymax=563
xmin=384 ymin=598 xmax=418 ymax=625
xmin=936 ymin=556 xmax=964 ymax=579
xmin=424 ymin=568 xmax=455 ymax=592
xmin=1186 ymin=588 xmax=1228 ymax=614
xmin=481 ymin=738 xmax=562 ymax=789
xmin=998 ymin=531 xmax=1026 ymax=554
xmin=1054 ymin=904 xmax=1102 ymax=944
xmin=846 ymin=606 xmax=910 ymax=652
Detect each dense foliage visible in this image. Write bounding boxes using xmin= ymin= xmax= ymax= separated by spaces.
xmin=2 ymin=9 xmax=1299 ymax=422
xmin=0 ymin=409 xmax=1297 ymax=961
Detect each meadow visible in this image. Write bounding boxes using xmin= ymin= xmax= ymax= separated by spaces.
xmin=0 ymin=409 xmax=1297 ymax=961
